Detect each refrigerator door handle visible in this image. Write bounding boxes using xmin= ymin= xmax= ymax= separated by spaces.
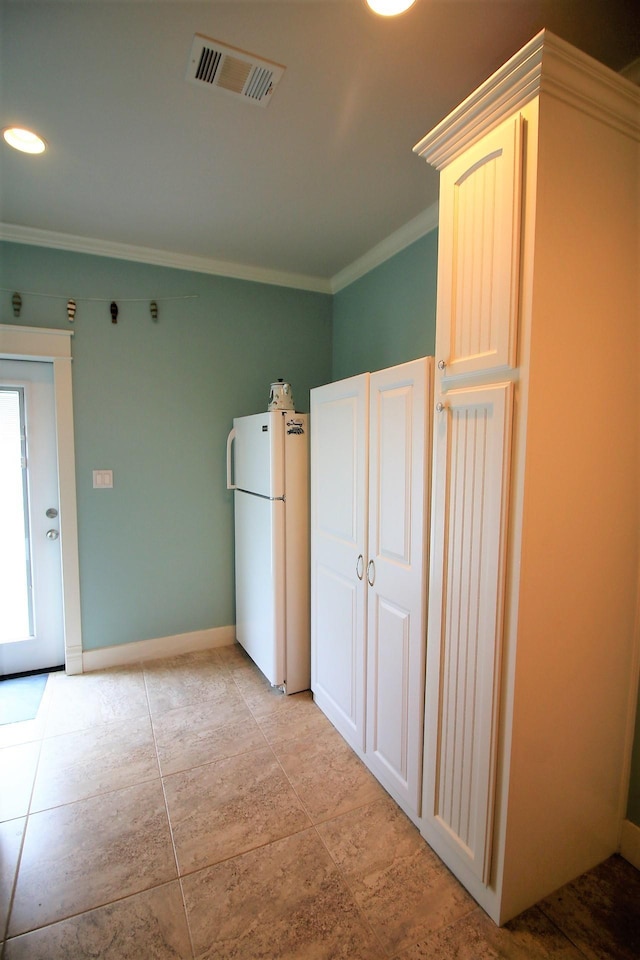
xmin=226 ymin=428 xmax=237 ymax=490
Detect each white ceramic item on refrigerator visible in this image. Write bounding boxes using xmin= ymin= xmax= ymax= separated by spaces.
xmin=268 ymin=380 xmax=295 ymax=411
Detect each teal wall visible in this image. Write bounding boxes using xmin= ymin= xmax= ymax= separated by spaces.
xmin=332 ymin=231 xmax=438 ymax=379
xmin=1 ymin=242 xmax=332 ymax=650
xmin=0 ymin=234 xmax=438 ymax=654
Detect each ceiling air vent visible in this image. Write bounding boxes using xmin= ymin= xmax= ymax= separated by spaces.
xmin=186 ymin=34 xmax=285 ymax=107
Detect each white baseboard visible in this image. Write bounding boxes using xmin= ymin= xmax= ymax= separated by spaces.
xmin=82 ymin=625 xmax=236 ymax=672
xmin=65 ymin=647 xmax=83 ymax=676
xmin=620 ymin=818 xmax=640 ymax=870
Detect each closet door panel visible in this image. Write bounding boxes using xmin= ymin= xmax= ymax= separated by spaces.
xmin=311 ymin=375 xmax=368 ymax=751
xmin=314 ymin=565 xmax=359 ymax=725
xmin=422 ymin=381 xmax=513 ymax=881
xmin=365 ymin=359 xmax=432 ymax=819
xmin=436 ymin=115 xmax=523 ymax=383
xmin=368 ymin=595 xmax=411 ymax=782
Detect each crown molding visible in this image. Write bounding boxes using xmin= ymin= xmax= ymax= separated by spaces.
xmin=620 ymin=57 xmax=640 ymax=86
xmin=1 ymin=210 xmax=441 ymax=297
xmin=414 ymin=29 xmax=640 ymax=171
xmin=330 ymin=203 xmax=439 ymax=294
xmin=0 ymin=223 xmax=333 ymax=295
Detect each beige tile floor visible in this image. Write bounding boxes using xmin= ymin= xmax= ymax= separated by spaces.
xmin=1 ymin=645 xmax=639 ymax=959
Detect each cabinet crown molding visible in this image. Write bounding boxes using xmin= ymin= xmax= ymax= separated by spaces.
xmin=414 ymin=28 xmax=640 ymax=170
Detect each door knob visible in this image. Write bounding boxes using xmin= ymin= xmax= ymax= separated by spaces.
xmin=46 ymin=507 xmax=58 ymax=519
xmin=46 ymin=529 xmax=59 ymax=541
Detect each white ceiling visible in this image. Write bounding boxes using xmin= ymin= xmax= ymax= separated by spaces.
xmin=1 ymin=1 xmax=638 ymax=290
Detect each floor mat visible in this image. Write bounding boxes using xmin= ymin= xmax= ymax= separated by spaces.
xmin=0 ymin=673 xmax=49 ymax=725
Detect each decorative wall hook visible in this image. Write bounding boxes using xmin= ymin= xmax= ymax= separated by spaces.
xmin=110 ymin=301 xmax=118 ymax=324
xmin=150 ymin=300 xmax=158 ymax=322
xmin=67 ymin=298 xmax=77 ymax=323
xmin=12 ymin=292 xmax=22 ymax=317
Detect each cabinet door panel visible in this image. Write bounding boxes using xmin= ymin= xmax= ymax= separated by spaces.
xmin=377 ymin=386 xmax=411 ymax=563
xmin=314 ymin=565 xmax=359 ymax=726
xmin=422 ymin=382 xmax=513 ymax=882
xmin=436 ymin=115 xmax=523 ymax=382
xmin=366 ymin=359 xmax=432 ymax=818
xmin=368 ymin=596 xmax=410 ymax=778
xmin=311 ymin=375 xmax=368 ymax=751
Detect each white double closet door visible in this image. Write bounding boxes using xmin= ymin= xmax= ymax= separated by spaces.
xmin=311 ymin=357 xmax=432 ymax=821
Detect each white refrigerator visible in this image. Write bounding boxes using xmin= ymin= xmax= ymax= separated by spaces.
xmin=226 ymin=410 xmax=310 ymax=694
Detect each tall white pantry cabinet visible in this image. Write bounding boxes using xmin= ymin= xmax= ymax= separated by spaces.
xmin=414 ymin=30 xmax=640 ymax=924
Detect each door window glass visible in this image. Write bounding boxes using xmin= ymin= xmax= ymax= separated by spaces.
xmin=0 ymin=386 xmax=34 ymax=642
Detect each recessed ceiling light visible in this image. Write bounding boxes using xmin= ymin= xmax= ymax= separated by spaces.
xmin=366 ymin=0 xmax=417 ymax=15
xmin=3 ymin=127 xmax=47 ymax=154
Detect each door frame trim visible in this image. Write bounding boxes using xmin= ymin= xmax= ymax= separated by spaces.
xmin=0 ymin=324 xmax=83 ymax=674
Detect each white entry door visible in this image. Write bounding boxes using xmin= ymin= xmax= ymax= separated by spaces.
xmin=0 ymin=359 xmax=65 ymax=675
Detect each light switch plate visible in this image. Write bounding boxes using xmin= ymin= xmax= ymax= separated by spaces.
xmin=93 ymin=469 xmax=113 ymax=489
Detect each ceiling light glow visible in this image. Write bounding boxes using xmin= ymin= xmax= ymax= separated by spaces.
xmin=366 ymin=0 xmax=417 ymax=15
xmin=3 ymin=127 xmax=46 ymax=154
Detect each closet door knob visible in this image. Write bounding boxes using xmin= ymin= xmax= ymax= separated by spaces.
xmin=437 ymin=359 xmax=447 ymax=370
xmin=367 ymin=560 xmax=375 ymax=587
xmin=436 ymin=402 xmax=446 ymax=413
xmin=356 ymin=554 xmax=364 ymax=581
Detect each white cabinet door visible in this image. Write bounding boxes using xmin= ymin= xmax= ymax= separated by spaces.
xmin=422 ymin=381 xmax=513 ymax=882
xmin=310 ymin=375 xmax=368 ymax=752
xmin=365 ymin=359 xmax=432 ymax=820
xmin=436 ymin=115 xmax=523 ymax=383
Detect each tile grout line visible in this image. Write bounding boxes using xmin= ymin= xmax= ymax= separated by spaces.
xmin=159 ymin=652 xmax=282 ymax=958
xmin=143 ymin=653 xmax=244 ymax=960
xmin=3 ymin=879 xmax=190 ymax=947
xmin=242 ymin=680 xmax=393 ymax=958
xmin=3 ymin=664 xmax=181 ymax=946
xmin=171 ymin=656 xmax=388 ymax=955
xmin=20 ymin=664 xmax=158 ymax=816
xmin=253 ymin=685 xmax=482 ymax=959
xmin=535 ymin=902 xmax=594 ymax=960
xmin=1 ymin=672 xmax=57 ymax=951
xmin=142 ymin=696 xmax=196 ymax=958
xmin=230 ymin=664 xmax=320 ymax=852
xmin=228 ymin=666 xmax=331 ymax=835
xmin=141 ymin=660 xmax=189 ymax=909
xmin=310 ymin=811 xmax=391 ymax=959
xmin=234 ymin=672 xmax=403 ymax=836
xmin=143 ymin=668 xmax=199 ymax=960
